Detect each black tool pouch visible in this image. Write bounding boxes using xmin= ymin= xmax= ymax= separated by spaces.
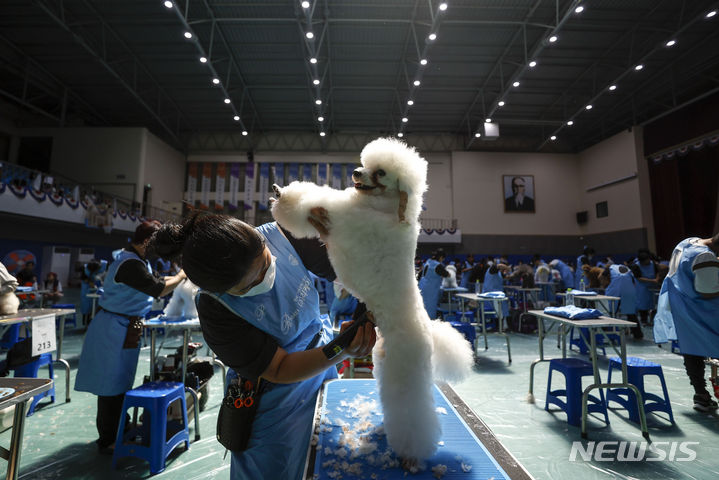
xmin=217 ymin=377 xmax=265 ymax=452
xmin=122 ymin=317 xmax=143 ymax=349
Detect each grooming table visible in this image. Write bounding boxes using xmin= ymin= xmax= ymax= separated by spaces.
xmin=305 ymin=379 xmax=533 ymax=480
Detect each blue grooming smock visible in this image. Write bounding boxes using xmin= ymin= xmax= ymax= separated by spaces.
xmin=204 ymin=222 xmax=336 ymax=480
xmin=654 ymin=238 xmax=719 ymax=356
xmin=634 ymin=260 xmax=656 ymax=311
xmin=605 ymin=264 xmax=637 ymax=316
xmin=80 ymin=259 xmax=108 ymax=314
xmin=554 ymin=260 xmax=574 ymax=292
xmin=482 ymin=269 xmax=509 ymax=316
xmin=419 ymin=259 xmax=443 ymax=318
xmin=459 ymin=259 xmax=473 ymax=289
xmin=75 ymin=251 xmax=153 ymax=396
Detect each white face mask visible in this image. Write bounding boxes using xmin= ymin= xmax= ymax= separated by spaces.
xmin=238 ymin=255 xmax=277 ymax=297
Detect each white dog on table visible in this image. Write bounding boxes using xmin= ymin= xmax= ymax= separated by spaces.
xmin=271 ymin=137 xmax=473 ymax=468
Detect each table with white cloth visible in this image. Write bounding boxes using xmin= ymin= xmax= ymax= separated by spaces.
xmin=525 ymin=309 xmax=648 ymax=439
xmin=0 ymin=308 xmax=74 ymax=403
xmin=456 ymin=293 xmax=511 ymax=363
xmin=304 ymin=378 xmax=534 ymax=480
xmin=0 ymin=377 xmax=53 ymax=480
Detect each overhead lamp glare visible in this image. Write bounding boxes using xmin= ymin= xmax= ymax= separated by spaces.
xmin=212 ymin=78 xmax=220 ymax=85
xmin=184 ymin=31 xmax=192 ymax=39
xmin=233 ymin=115 xmax=240 ymax=121
xmin=706 ymin=10 xmax=717 ymax=18
xmin=397 ymin=132 xmax=404 ymax=138
xmin=529 ymin=60 xmax=537 ymax=67
xmin=413 ymin=80 xmax=421 ymax=86
xmin=585 ymin=104 xmax=593 ymax=110
xmin=306 ymin=31 xmax=314 ymax=39
xmin=666 ymin=39 xmax=676 ymax=47
xmin=634 ymin=64 xmax=644 ymax=71
xmin=313 ymin=79 xmax=320 ymax=85
xmin=428 ymin=33 xmax=437 ymax=41
xmin=318 ymin=116 xmax=324 ymax=122
xmin=608 ymin=84 xmax=617 ymax=91
xmin=550 ymin=135 xmax=557 ymax=141
xmin=474 ymin=133 xmax=481 ymax=138
xmin=512 ymin=81 xmax=520 ymax=87
xmin=567 ymin=120 xmax=574 ymax=126
xmin=310 ymin=57 xmax=317 ymax=64
xmin=498 ymin=101 xmax=505 ymax=107
xmin=224 ymin=98 xmax=231 ymax=104
xmin=420 ymin=59 xmax=428 ymax=66
xmin=407 ymin=100 xmax=414 ymax=106
xmin=548 ymin=35 xmax=558 ymax=43
xmin=242 ymin=131 xmax=248 ymax=136
xmin=439 ymin=3 xmax=448 ymax=11
xmin=574 ymin=6 xmax=584 ymax=14
xmin=199 ymin=56 xmax=207 ymax=63
xmin=485 ymin=118 xmax=492 ymax=123
xmin=315 ymin=99 xmax=322 ymax=105
xmin=319 ymin=132 xmax=326 ymax=137
xmin=164 ymin=1 xmax=173 ymax=8
xmin=402 ymin=117 xmax=408 ymax=123
xmin=301 ymin=1 xmax=310 ymax=8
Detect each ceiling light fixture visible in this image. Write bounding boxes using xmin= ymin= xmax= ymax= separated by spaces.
xmin=485 ymin=118 xmax=491 ymax=123
xmin=428 ymin=33 xmax=437 ymax=41
xmin=550 ymin=135 xmax=557 ymax=141
xmin=475 ymin=133 xmax=481 ymax=138
xmin=420 ymin=59 xmax=428 ymax=66
xmin=548 ymin=35 xmax=558 ymax=43
xmin=402 ymin=117 xmax=408 ymax=123
xmin=413 ymin=80 xmax=421 ymax=86
xmin=318 ymin=116 xmax=324 ymax=121
xmin=199 ymin=56 xmax=207 ymax=63
xmin=164 ymin=1 xmax=173 ymax=8
xmin=439 ymin=3 xmax=448 ymax=11
xmin=706 ymin=10 xmax=717 ymax=18
xmin=319 ymin=132 xmax=326 ymax=137
xmin=233 ymin=115 xmax=240 ymax=121
xmin=315 ymin=99 xmax=322 ymax=105
xmin=313 ymin=79 xmax=320 ymax=85
xmin=634 ymin=64 xmax=644 ymax=71
xmin=212 ymin=78 xmax=220 ymax=85
xmin=574 ymin=6 xmax=584 ymax=14
xmin=512 ymin=81 xmax=520 ymax=87
xmin=397 ymin=132 xmax=404 ymax=138
xmin=224 ymin=98 xmax=231 ymax=104
xmin=184 ymin=32 xmax=192 ymax=39
xmin=665 ymin=39 xmax=676 ymax=47
xmin=407 ymin=100 xmax=414 ymax=106
xmin=585 ymin=104 xmax=593 ymax=110
xmin=608 ymin=84 xmax=617 ymax=91
xmin=301 ymin=1 xmax=310 ymax=8
xmin=498 ymin=101 xmax=505 ymax=107
xmin=567 ymin=120 xmax=574 ymax=126
xmin=310 ymin=57 xmax=317 ymax=64
xmin=529 ymin=60 xmax=537 ymax=67
xmin=242 ymin=131 xmax=248 ymax=136
xmin=306 ymin=32 xmax=314 ymax=39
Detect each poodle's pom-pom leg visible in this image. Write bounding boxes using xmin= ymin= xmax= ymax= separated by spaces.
xmin=371 ymin=333 xmax=385 ymax=383
xmin=429 ymin=320 xmax=475 ymax=383
xmin=0 ymin=292 xmax=20 ymax=315
xmin=270 ymin=181 xmax=344 ymax=239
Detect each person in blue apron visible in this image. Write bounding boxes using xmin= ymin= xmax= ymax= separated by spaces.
xmin=147 ymin=213 xmax=376 ymax=480
xmin=482 ymin=262 xmax=510 ymax=317
xmin=549 ymin=259 xmax=574 ymax=292
xmin=654 ymin=235 xmax=719 ymax=412
xmin=459 ymin=254 xmax=475 ymax=289
xmin=75 ymin=221 xmax=188 ymax=454
xmin=631 ymin=249 xmax=661 ymax=326
xmin=80 ymin=258 xmax=108 ymax=326
xmin=601 ymin=263 xmax=642 ymax=339
xmin=418 ymin=249 xmax=449 ymax=318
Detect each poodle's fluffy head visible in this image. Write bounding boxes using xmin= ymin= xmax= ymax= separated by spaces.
xmin=353 ymin=137 xmax=428 ymax=222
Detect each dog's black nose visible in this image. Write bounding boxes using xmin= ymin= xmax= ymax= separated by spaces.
xmin=352 ymin=169 xmax=362 ymax=179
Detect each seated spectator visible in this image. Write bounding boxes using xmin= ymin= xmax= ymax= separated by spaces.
xmin=43 ymin=272 xmax=63 ymax=303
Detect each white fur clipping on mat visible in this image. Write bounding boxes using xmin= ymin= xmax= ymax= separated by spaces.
xmin=428 ymin=320 xmax=474 ymax=384
xmin=0 ymin=292 xmax=20 ymax=316
xmin=163 ymin=279 xmax=199 ymax=318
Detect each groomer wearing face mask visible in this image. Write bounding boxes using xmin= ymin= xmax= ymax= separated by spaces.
xmin=75 ymin=221 xmax=187 ymax=454
xmin=147 ymin=213 xmax=376 ymax=480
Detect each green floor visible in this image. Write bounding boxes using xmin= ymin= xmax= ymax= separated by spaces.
xmin=3 ymin=290 xmax=719 ymax=479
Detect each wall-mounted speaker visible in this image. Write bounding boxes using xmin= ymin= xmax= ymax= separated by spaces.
xmin=576 ymin=211 xmax=588 ymax=225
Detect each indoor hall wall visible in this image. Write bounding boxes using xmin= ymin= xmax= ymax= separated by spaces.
xmin=576 ymin=129 xmax=652 ymax=247
xmin=188 ymin=152 xmax=359 ymax=165
xmin=48 ymin=127 xmax=145 ymax=202
xmin=141 ymin=130 xmax=186 ymax=211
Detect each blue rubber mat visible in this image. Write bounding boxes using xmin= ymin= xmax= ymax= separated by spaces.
xmin=311 ymin=379 xmax=511 ymax=479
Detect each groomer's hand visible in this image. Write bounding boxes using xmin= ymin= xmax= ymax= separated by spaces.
xmin=341 ymin=316 xmax=377 ymax=358
xmin=308 ymin=207 xmax=331 ymax=240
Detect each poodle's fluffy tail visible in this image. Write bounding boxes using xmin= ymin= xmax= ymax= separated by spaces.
xmin=429 ymin=320 xmax=474 ymax=383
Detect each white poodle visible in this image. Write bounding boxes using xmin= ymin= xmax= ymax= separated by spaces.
xmin=271 ymin=137 xmax=473 ymax=465
xmin=0 ymin=262 xmax=20 ymax=316
xmin=442 ymin=264 xmax=458 ymax=289
xmin=163 ymin=278 xmax=199 ymax=319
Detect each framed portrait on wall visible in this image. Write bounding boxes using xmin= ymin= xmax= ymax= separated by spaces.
xmin=503 ymin=175 xmax=535 ymax=213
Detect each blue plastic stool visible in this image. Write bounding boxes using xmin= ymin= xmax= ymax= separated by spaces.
xmin=545 ymin=358 xmax=610 ymax=427
xmin=113 ymin=381 xmax=190 ymax=474
xmin=0 ymin=324 xmax=24 ymax=350
xmin=569 ymin=327 xmax=607 ymax=356
xmin=13 ymin=353 xmax=55 ymax=416
xmin=51 ymin=304 xmax=77 ymax=329
xmin=607 ymin=356 xmax=674 ymax=424
xmin=448 ymin=320 xmax=476 ymax=348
